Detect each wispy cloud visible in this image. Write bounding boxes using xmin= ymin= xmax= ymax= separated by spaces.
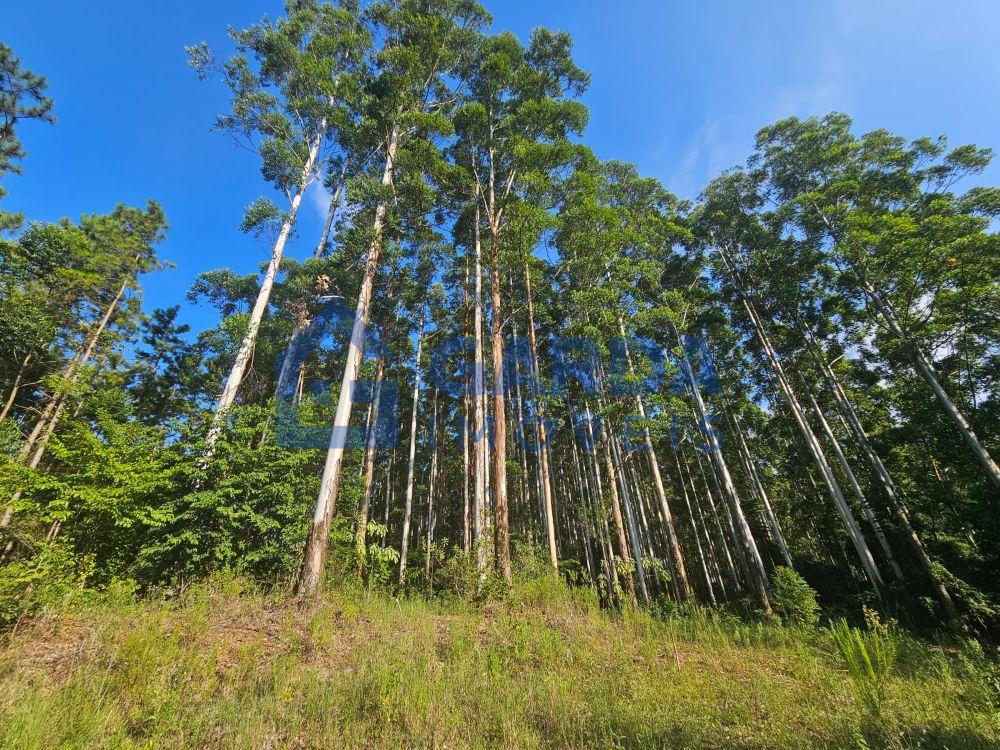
xmin=307 ymin=180 xmax=332 ymax=222
xmin=667 ymin=119 xmax=745 ymax=200
xmin=770 ymin=45 xmax=848 ymax=121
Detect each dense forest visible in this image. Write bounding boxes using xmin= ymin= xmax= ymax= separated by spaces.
xmin=3 ymin=0 xmax=1000 ymax=691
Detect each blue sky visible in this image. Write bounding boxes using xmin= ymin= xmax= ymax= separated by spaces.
xmin=4 ymin=0 xmax=999 ymax=334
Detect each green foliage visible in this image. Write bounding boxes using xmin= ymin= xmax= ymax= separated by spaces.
xmin=771 ymin=566 xmax=821 ymax=627
xmin=0 ymin=43 xmax=55 ymax=232
xmin=359 ymin=520 xmax=399 ymax=590
xmin=0 ymin=542 xmax=92 ymax=628
xmin=831 ymin=609 xmax=900 ymax=746
xmin=138 ymin=404 xmax=320 ymax=588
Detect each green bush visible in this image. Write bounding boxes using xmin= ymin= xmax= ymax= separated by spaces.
xmin=0 ymin=542 xmax=93 ymax=627
xmin=771 ymin=566 xmax=821 ymax=627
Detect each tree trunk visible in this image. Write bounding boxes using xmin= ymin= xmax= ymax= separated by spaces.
xmin=807 ymin=334 xmax=958 ymax=621
xmin=489 ymin=259 xmax=512 ymax=586
xmin=617 ymin=320 xmax=691 ymax=599
xmin=597 ymin=413 xmax=637 ymax=605
xmin=0 ymin=352 xmax=31 ymax=423
xmin=313 ymin=169 xmax=347 ymax=258
xmin=806 ymin=389 xmax=904 ymax=580
xmin=398 ymin=322 xmax=425 ymax=584
xmin=472 ymin=205 xmax=488 ymax=577
xmin=865 ymin=278 xmax=1000 ymax=491
xmin=729 ymin=413 xmax=794 ymax=569
xmin=717 ymin=246 xmax=885 ymax=591
xmin=608 ymin=427 xmax=649 ymax=601
xmin=296 ymin=126 xmax=397 ymax=599
xmin=524 ymin=263 xmax=558 ymax=575
xmin=355 ymin=356 xmax=384 ymax=580
xmin=425 ymin=388 xmax=439 ymax=580
xmin=206 ymin=124 xmax=326 ymax=452
xmin=677 ymin=330 xmax=771 ymax=612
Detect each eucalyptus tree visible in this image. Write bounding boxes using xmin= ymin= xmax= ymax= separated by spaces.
xmin=190 ymin=0 xmax=368 ymax=450
xmin=297 ymin=0 xmax=489 ymax=598
xmin=753 ymin=114 xmax=1000 ymax=492
xmin=450 ymin=28 xmax=588 ymax=584
xmin=0 ymin=43 xmax=55 ymax=233
xmin=556 ymin=158 xmax=696 ymax=600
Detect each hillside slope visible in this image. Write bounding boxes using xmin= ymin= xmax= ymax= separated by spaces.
xmin=0 ymin=580 xmax=997 ymax=749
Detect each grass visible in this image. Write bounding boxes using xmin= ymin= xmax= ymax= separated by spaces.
xmin=0 ymin=576 xmax=997 ymax=749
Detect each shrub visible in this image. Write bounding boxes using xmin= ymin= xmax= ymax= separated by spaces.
xmin=771 ymin=566 xmax=821 ymax=627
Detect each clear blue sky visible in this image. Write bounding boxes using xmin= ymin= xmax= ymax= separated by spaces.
xmin=4 ymin=0 xmax=999 ymax=334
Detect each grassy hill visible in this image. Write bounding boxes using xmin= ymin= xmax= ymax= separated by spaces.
xmin=0 ymin=577 xmax=997 ymax=749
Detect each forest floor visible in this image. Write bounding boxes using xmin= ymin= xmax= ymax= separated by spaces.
xmin=0 ymin=576 xmax=998 ymax=749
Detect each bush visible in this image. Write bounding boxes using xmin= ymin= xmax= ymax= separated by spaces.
xmin=771 ymin=566 xmax=821 ymax=627
xmin=0 ymin=542 xmax=93 ymax=627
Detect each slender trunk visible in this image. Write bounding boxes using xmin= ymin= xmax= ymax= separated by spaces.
xmin=866 ymin=277 xmax=1000 ymax=491
xmin=618 ymin=320 xmax=691 ymax=599
xmin=609 ymin=428 xmax=649 ymax=601
xmin=489 ymin=260 xmax=512 ymax=586
xmin=356 ymin=357 xmax=385 ymax=580
xmin=314 ymin=171 xmax=348 ymax=258
xmin=808 ymin=335 xmax=957 ymax=620
xmin=730 ymin=414 xmax=794 ymax=569
xmin=2 ymin=269 xmax=133 ymax=543
xmin=680 ymin=451 xmax=729 ymax=598
xmin=425 ymin=388 xmax=439 ymax=580
xmin=672 ymin=448 xmax=716 ymax=605
xmin=296 ymin=127 xmax=397 ymax=598
xmin=1 ymin=352 xmax=31 ymax=423
xmin=511 ymin=322 xmax=531 ymax=536
xmin=598 ymin=413 xmax=637 ymax=605
xmin=207 ymin=124 xmax=325 ymax=451
xmin=398 ymin=323 xmax=424 ymax=584
xmin=677 ymin=330 xmax=771 ymax=612
xmin=717 ymin=245 xmax=884 ymax=591
xmin=472 ymin=206 xmax=488 ymax=576
xmin=693 ymin=447 xmax=744 ymax=591
xmin=806 ymin=389 xmax=904 ymax=581
xmin=524 ymin=263 xmax=558 ymax=574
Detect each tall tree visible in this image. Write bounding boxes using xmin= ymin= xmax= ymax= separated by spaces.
xmin=0 ymin=43 xmax=55 ymax=233
xmin=190 ymin=0 xmax=367 ymax=451
xmin=297 ymin=0 xmax=488 ymax=598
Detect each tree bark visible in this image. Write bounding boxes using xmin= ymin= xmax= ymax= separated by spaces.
xmin=296 ymin=127 xmax=397 ymax=599
xmin=677 ymin=330 xmax=771 ymax=612
xmin=489 ymin=259 xmax=512 ymax=586
xmin=398 ymin=322 xmax=425 ymax=584
xmin=0 ymin=352 xmax=31 ymax=423
xmin=425 ymin=388 xmax=439 ymax=580
xmin=206 ymin=124 xmax=326 ymax=452
xmin=355 ymin=356 xmax=384 ymax=580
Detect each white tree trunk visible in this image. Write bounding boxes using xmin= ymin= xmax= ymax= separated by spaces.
xmin=206 ymin=125 xmax=326 ymax=452
xmin=718 ymin=245 xmax=885 ymax=591
xmin=398 ymin=322 xmax=424 ymax=583
xmin=806 ymin=389 xmax=904 ymax=580
xmin=678 ymin=333 xmax=771 ymax=612
xmin=296 ymin=127 xmax=398 ymax=598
